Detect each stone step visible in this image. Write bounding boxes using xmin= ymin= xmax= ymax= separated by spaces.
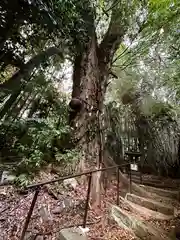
xmin=130 ymin=177 xmax=160 ymax=186
xmin=59 ymin=228 xmax=87 ymax=240
xmin=127 ymin=172 xmax=180 ymax=186
xmin=126 ymin=173 xmax=178 ymax=184
xmin=131 ymin=178 xmax=178 ymax=190
xmin=134 ymin=175 xmax=160 ymax=182
xmin=128 ymin=175 xmax=161 ymax=184
xmin=110 ymin=205 xmax=171 ymax=240
xmin=126 ymin=200 xmax=173 ymax=220
xmin=140 ymin=185 xmax=180 ymax=200
xmin=130 ymin=170 xmax=141 ymax=176
xmin=148 ymin=193 xmax=180 ymax=208
xmin=129 ymin=171 xmax=160 ymax=180
xmin=126 ymin=193 xmax=174 ymax=216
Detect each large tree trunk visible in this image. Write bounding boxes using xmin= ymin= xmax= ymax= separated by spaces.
xmin=71 ymin=37 xmax=151 ymax=203
xmin=70 ymin=33 xmax=108 ymax=205
xmin=69 ymin=4 xmax=128 ymax=205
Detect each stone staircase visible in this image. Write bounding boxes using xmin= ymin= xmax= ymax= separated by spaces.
xmin=126 ymin=171 xmax=180 ymax=217
xmin=126 ymin=192 xmax=175 ymax=216
xmin=126 ymin=170 xmax=180 ymax=189
xmin=110 ymin=171 xmax=180 ymax=239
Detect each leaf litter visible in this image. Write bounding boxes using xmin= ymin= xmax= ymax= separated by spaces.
xmin=0 ymin=171 xmax=180 ymax=240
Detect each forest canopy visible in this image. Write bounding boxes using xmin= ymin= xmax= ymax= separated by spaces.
xmin=0 ymin=0 xmax=180 ymax=185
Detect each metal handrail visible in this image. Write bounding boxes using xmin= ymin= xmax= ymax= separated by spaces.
xmin=20 ymin=162 xmax=133 ymax=240
xmin=27 ymin=162 xmax=131 ymax=189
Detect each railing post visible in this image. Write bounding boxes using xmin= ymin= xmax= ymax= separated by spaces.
xmin=20 ymin=188 xmax=40 ymax=240
xmin=116 ymin=166 xmax=120 ymax=205
xmin=129 ymin=162 xmax=132 ymax=194
xmin=139 ymin=163 xmax=143 ymax=184
xmin=83 ymin=173 xmax=92 ymax=228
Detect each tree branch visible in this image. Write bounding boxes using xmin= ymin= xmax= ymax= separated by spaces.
xmin=0 ymin=47 xmax=63 ymax=94
xmin=99 ymin=5 xmax=127 ymax=64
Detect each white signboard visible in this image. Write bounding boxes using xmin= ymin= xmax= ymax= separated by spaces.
xmin=130 ymin=164 xmax=138 ymax=171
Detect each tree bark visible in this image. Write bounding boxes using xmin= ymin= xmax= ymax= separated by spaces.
xmin=0 ymin=47 xmax=63 ymax=94
xmin=70 ymin=5 xmax=127 ymax=204
xmin=28 ymin=97 xmax=41 ymax=118
xmin=0 ymin=89 xmax=21 ymax=119
xmin=70 ymin=32 xmax=107 ymax=205
xmin=72 ymin=37 xmax=101 ymax=157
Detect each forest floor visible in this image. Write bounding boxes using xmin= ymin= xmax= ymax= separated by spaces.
xmin=0 ymin=168 xmax=180 ymax=240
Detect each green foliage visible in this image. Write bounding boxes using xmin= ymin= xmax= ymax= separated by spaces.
xmin=139 ymin=97 xmax=177 ymax=125
xmin=1 ymin=0 xmax=180 ymax=178
xmin=15 ymin=174 xmax=31 ymax=188
xmin=0 ymin=0 xmax=89 ymax=78
xmin=0 ymin=116 xmax=70 ymax=171
xmin=106 ymin=0 xmax=180 ymax=170
xmin=55 ymin=149 xmax=80 ymax=164
xmin=0 ymin=71 xmax=79 ymax=177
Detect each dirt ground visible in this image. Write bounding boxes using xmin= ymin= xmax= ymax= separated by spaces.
xmin=0 ymin=171 xmax=180 ymax=240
